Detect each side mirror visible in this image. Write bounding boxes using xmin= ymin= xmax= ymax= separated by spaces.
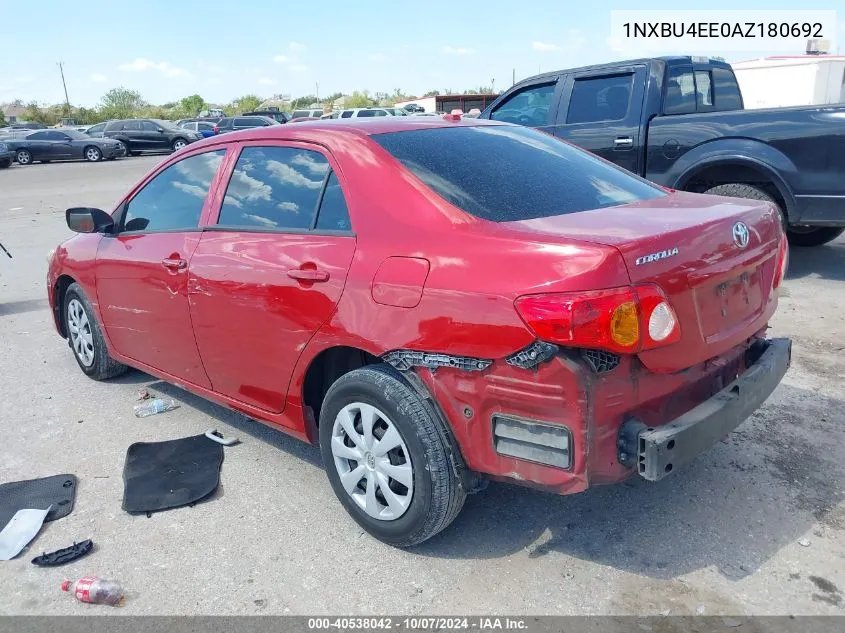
xmin=66 ymin=207 xmax=114 ymax=234
xmin=158 ymin=128 xmax=165 ymax=133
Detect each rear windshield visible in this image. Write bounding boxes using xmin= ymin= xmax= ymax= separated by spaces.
xmin=372 ymin=125 xmax=665 ymax=221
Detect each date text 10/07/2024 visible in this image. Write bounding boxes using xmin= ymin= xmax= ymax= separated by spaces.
xmin=307 ymin=617 xmax=528 ymax=630
xmin=622 ymin=22 xmax=824 ymax=39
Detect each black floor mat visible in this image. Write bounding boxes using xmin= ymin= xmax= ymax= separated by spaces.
xmin=122 ymin=434 xmax=224 ymax=515
xmin=0 ymin=474 xmax=77 ymax=529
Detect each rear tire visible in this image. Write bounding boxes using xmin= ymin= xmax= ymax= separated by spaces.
xmin=702 ymin=183 xmax=843 ymax=248
xmin=319 ymin=365 xmax=466 ymax=547
xmin=15 ymin=149 xmax=32 ymax=165
xmin=62 ymin=283 xmax=129 ymax=380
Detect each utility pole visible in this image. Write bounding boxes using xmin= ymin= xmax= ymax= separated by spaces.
xmin=316 ymin=82 xmax=319 ymax=102
xmin=491 ymin=78 xmax=495 ymax=95
xmin=512 ymin=68 xmax=515 ymax=86
xmin=57 ymin=62 xmax=71 ymax=116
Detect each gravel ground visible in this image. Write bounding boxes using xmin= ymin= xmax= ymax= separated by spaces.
xmin=0 ymin=157 xmax=843 ymax=616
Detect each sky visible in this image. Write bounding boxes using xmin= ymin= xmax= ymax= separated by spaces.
xmin=0 ymin=1 xmax=842 ymax=107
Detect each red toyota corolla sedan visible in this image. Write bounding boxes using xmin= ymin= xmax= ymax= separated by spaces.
xmin=47 ymin=118 xmax=791 ymax=546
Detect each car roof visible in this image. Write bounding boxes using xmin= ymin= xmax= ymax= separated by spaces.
xmin=188 ymin=117 xmax=508 ymax=149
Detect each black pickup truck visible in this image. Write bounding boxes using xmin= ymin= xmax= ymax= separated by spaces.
xmin=479 ymin=56 xmax=845 ymax=247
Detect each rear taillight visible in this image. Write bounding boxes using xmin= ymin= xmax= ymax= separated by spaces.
xmin=213 ymin=126 xmax=219 ymax=134
xmin=514 ymin=284 xmax=680 ymax=355
xmin=772 ymin=232 xmax=789 ymax=290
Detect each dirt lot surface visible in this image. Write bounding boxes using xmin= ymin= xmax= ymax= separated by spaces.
xmin=0 ymin=157 xmax=843 ymax=615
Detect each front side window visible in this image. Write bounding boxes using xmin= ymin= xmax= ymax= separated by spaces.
xmin=141 ymin=120 xmax=160 ymax=131
xmin=87 ymin=123 xmax=106 ymax=134
xmin=490 ymin=83 xmax=556 ymax=126
xmin=340 ymin=111 xmax=353 ymax=118
xmin=121 ymin=150 xmax=226 ymax=233
xmin=567 ymin=74 xmax=633 ymax=124
xmin=218 ymin=146 xmax=330 ymax=230
xmin=372 ymin=125 xmax=665 ymax=222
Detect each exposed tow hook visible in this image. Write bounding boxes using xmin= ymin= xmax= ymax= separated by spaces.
xmin=617 ymin=418 xmax=648 ymax=467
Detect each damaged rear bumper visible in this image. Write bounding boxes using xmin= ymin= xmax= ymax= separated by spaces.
xmin=619 ymin=337 xmax=792 ymax=482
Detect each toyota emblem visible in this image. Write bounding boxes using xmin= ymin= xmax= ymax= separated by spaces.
xmin=732 ymin=222 xmax=750 ymax=248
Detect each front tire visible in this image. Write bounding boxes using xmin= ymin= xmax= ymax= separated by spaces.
xmin=84 ymin=146 xmax=102 ymax=162
xmin=62 ymin=283 xmax=128 ymax=380
xmin=15 ymin=149 xmax=32 ymax=165
xmin=172 ymin=138 xmax=188 ymax=151
xmin=319 ymin=365 xmax=466 ymax=547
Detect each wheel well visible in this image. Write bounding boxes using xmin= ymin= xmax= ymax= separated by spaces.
xmin=303 ymin=346 xmax=380 ymax=427
xmin=54 ymin=275 xmax=76 ymax=337
xmin=681 ymin=163 xmax=788 ymax=217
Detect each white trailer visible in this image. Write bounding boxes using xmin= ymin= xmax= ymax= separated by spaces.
xmin=732 ymin=56 xmax=845 ymax=109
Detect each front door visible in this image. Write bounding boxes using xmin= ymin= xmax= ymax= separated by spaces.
xmin=95 ymin=149 xmax=228 ymax=386
xmin=552 ymin=66 xmax=647 ymax=174
xmin=141 ymin=120 xmax=168 ymax=150
xmin=189 ymin=143 xmax=356 ymax=412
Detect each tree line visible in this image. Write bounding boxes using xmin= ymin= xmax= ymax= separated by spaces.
xmin=2 ymin=85 xmax=495 ymax=126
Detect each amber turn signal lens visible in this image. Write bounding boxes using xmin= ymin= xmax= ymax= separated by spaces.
xmin=610 ymin=301 xmax=639 ymax=347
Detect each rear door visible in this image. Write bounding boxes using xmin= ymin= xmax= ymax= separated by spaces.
xmin=188 ymin=142 xmax=357 ymax=413
xmin=121 ymin=120 xmax=143 ymax=148
xmin=24 ymin=131 xmax=53 ymax=160
xmin=552 ymin=66 xmax=647 ymax=174
xmin=95 ymin=148 xmax=229 ymax=386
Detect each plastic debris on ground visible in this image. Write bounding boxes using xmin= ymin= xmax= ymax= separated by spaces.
xmin=0 ymin=507 xmax=51 ymax=560
xmin=32 ymin=539 xmax=94 ymax=567
xmin=133 ymin=398 xmax=178 ymax=418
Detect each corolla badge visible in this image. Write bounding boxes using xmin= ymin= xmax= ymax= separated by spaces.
xmin=635 ymin=247 xmax=679 ymax=266
xmin=732 ymin=221 xmax=750 ymax=248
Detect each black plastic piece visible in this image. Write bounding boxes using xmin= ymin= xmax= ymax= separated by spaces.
xmin=382 ymin=350 xmax=492 ymax=372
xmin=505 ymin=341 xmax=559 ymax=369
xmin=31 ymin=540 xmax=94 ymax=567
xmin=617 ymin=417 xmax=648 ymax=467
xmin=0 ymin=474 xmax=78 ymax=530
xmin=581 ymin=349 xmax=621 ymax=374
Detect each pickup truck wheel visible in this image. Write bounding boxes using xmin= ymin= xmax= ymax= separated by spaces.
xmin=319 ymin=365 xmax=466 ymax=547
xmin=62 ymin=283 xmax=129 ymax=380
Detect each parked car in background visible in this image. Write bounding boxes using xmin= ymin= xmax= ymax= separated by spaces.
xmin=103 ymin=119 xmax=201 ymax=155
xmin=48 ymin=117 xmax=788 ymax=547
xmin=8 ymin=122 xmax=47 ymax=130
xmin=291 ymin=109 xmax=324 ymax=119
xmin=479 ymin=55 xmax=845 ymax=247
xmin=178 ymin=120 xmax=217 ymax=138
xmin=213 ymin=116 xmax=280 ymax=134
xmin=289 ymin=117 xmax=321 ymax=123
xmin=402 ymin=103 xmax=425 ymax=113
xmin=0 ymin=141 xmax=13 ymax=168
xmin=337 ymin=108 xmax=408 ymax=119
xmin=241 ymin=110 xmax=290 ymax=123
xmin=321 ymin=112 xmax=340 ymax=119
xmin=5 ymin=129 xmax=124 ymax=164
xmin=84 ymin=122 xmax=109 ymax=137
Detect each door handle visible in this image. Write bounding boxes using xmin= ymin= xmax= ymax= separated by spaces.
xmin=287 ymin=268 xmax=329 ymax=283
xmin=614 ymin=136 xmax=634 ymax=147
xmin=162 ymin=257 xmax=187 ymax=271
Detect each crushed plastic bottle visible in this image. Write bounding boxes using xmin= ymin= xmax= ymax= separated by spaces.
xmin=61 ymin=577 xmax=125 ymax=606
xmin=133 ymin=397 xmax=177 ymax=418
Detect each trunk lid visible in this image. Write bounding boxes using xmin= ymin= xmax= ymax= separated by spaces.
xmin=503 ymin=191 xmax=783 ymax=372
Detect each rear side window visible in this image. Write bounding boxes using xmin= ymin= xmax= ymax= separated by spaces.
xmin=712 ymin=67 xmax=743 ymax=110
xmin=292 ymin=110 xmax=309 ymax=118
xmin=28 ymin=131 xmax=49 ymax=140
xmin=490 ymin=83 xmax=556 ymax=126
xmin=315 ymin=172 xmax=351 ymax=231
xmin=218 ymin=146 xmax=330 ymax=230
xmin=123 ymin=120 xmax=142 ymax=131
xmin=340 ymin=111 xmax=353 ymax=118
xmin=122 ymin=150 xmax=226 ymax=232
xmin=567 ymin=74 xmax=633 ymax=124
xmin=663 ymin=66 xmax=696 ymax=115
xmin=234 ymin=117 xmax=254 ymax=127
xmin=372 ymin=126 xmax=664 ymax=222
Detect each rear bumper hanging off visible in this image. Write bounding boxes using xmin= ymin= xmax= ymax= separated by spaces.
xmin=619 ymin=338 xmax=792 ymax=482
